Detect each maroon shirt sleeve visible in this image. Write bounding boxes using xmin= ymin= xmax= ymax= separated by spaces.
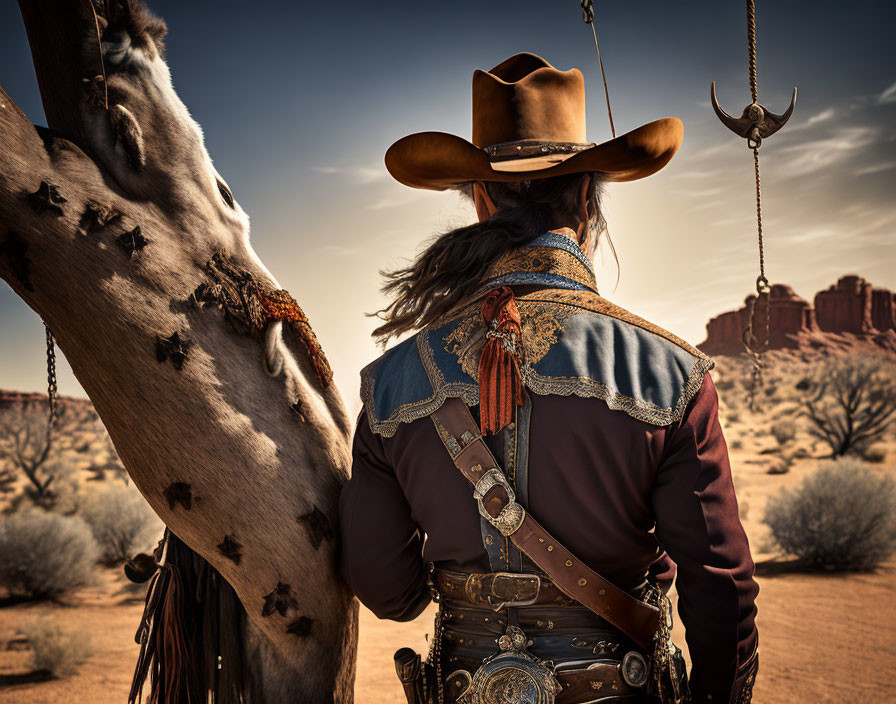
xmin=652 ymin=373 xmax=759 ymax=703
xmin=338 ymin=412 xmax=431 ymax=621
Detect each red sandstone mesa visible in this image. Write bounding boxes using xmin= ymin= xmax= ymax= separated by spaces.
xmin=699 ymin=275 xmax=896 ymax=356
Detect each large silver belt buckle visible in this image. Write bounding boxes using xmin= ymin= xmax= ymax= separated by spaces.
xmin=465 ymin=572 xmax=542 ymax=611
xmin=449 ymin=626 xmax=560 ymax=704
xmin=473 ymin=468 xmax=526 ymax=537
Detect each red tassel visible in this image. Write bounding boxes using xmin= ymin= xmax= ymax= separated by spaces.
xmin=479 ymin=287 xmax=524 ymax=434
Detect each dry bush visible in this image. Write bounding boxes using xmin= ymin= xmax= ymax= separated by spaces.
xmin=0 ymin=512 xmax=98 ymax=599
xmin=715 ymin=376 xmax=737 ymax=392
xmin=19 ymin=617 xmax=92 ymax=678
xmin=791 ymin=446 xmax=810 ymax=459
xmin=770 ymin=420 xmax=796 ymax=446
xmin=763 ymin=459 xmax=896 ymax=570
xmin=802 ymin=356 xmax=896 ymax=457
xmin=0 ymin=403 xmax=100 ymax=507
xmin=766 ymin=456 xmax=791 ymax=475
xmin=863 ymin=444 xmax=887 ymax=464
xmin=80 ymin=483 xmax=163 ymax=563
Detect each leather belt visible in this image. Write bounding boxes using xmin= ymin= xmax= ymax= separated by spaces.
xmin=434 ymin=568 xmax=574 ymax=610
xmin=556 ymin=663 xmax=641 ymax=703
xmin=442 ymin=658 xmax=641 ymax=704
xmin=431 ymin=398 xmax=660 ymax=651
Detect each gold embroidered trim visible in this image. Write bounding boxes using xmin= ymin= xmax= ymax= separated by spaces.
xmin=361 ymin=336 xmax=479 ymax=438
xmin=444 ymin=300 xmax=579 ymax=378
xmin=521 ymin=356 xmax=714 ymax=427
xmin=443 ymin=315 xmax=484 ymax=378
xmin=516 ymin=289 xmax=710 ymax=360
xmin=486 ymin=247 xmax=596 ymax=290
xmin=362 ymin=286 xmax=713 ymax=437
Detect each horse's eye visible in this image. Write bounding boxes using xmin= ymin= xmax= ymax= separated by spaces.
xmin=217 ymin=180 xmax=235 ymax=209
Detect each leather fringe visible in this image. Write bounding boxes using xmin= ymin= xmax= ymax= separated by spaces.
xmin=129 ymin=530 xmax=247 ymax=704
xmin=478 ymin=286 xmax=524 ymax=434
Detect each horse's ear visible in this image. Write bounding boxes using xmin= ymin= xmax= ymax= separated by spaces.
xmin=105 ymin=0 xmax=168 ymax=56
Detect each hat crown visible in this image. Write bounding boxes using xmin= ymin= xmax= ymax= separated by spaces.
xmin=472 ymin=53 xmax=587 ymax=149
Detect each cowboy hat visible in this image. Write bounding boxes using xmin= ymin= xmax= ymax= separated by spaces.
xmin=385 ymin=52 xmax=683 ymax=191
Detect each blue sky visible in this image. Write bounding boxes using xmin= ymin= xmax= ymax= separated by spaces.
xmin=1 ymin=0 xmax=894 ymax=413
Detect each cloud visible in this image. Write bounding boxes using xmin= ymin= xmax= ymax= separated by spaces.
xmin=806 ymin=108 xmax=836 ymax=125
xmin=314 ymin=244 xmax=365 ymax=257
xmin=855 ymin=160 xmax=896 ymax=176
xmin=710 ymin=214 xmax=755 ymax=228
xmin=364 ymin=190 xmax=423 ymax=211
xmin=671 ymin=186 xmax=724 ymax=198
xmin=877 ymin=81 xmax=896 ymax=104
xmin=779 ymin=227 xmax=839 ymax=245
xmin=787 ymin=107 xmax=837 ymax=133
xmin=312 ymin=164 xmax=388 ymax=185
xmin=774 ymin=126 xmax=876 ymax=177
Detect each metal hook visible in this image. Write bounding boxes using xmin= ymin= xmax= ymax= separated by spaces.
xmin=710 ymin=82 xmax=797 ymax=148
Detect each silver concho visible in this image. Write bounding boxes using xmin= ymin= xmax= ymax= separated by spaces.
xmin=620 ymin=650 xmax=649 ymax=688
xmin=455 ymin=627 xmax=560 ymax=704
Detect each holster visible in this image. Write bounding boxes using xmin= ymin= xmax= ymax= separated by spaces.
xmin=394 ymin=648 xmax=428 ymax=704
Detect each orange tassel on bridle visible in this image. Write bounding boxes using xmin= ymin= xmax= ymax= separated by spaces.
xmin=479 ymin=286 xmax=525 ymax=434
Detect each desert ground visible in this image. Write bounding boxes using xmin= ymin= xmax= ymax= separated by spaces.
xmin=1 ymin=351 xmax=895 ymax=703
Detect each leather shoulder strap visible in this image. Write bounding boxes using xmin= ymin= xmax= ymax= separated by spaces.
xmin=431 ymin=397 xmax=659 ymax=651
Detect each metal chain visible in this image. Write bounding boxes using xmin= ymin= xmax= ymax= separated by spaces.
xmin=45 ymin=325 xmax=58 ymax=430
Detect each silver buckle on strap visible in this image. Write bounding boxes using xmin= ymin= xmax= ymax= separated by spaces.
xmin=473 ymin=468 xmax=526 ymax=537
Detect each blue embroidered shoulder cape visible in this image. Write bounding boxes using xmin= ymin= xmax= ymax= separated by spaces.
xmin=362 ymin=231 xmax=713 ymax=437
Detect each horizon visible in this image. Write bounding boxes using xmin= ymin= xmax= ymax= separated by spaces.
xmin=1 ymin=0 xmax=894 ymax=418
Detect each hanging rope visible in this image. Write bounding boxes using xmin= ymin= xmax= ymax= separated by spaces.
xmin=746 ymin=0 xmax=758 ymax=105
xmin=581 ymin=1 xmax=616 ymax=138
xmin=743 ymin=0 xmax=770 ymax=410
xmin=578 ymin=0 xmax=619 ymax=287
xmin=711 ymin=0 xmax=796 ymax=410
xmin=87 ymin=0 xmax=110 ymax=110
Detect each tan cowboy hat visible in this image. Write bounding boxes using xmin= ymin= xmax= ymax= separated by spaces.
xmin=385 ymin=52 xmax=683 ymax=191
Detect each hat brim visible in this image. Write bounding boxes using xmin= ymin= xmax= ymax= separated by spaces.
xmin=385 ymin=117 xmax=683 ymax=190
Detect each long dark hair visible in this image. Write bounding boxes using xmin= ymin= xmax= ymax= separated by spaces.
xmin=372 ymin=173 xmax=611 ymax=344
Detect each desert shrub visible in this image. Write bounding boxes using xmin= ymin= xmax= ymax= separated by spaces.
xmin=0 ymin=405 xmax=90 ymax=507
xmin=19 ymin=617 xmax=92 ymax=678
xmin=0 ymin=512 xmax=99 ymax=599
xmin=715 ymin=377 xmax=736 ymax=392
xmin=766 ymin=457 xmax=790 ymax=475
xmin=771 ymin=420 xmax=797 ymax=446
xmin=791 ymin=446 xmax=810 ymax=459
xmin=80 ymin=483 xmax=163 ymax=564
xmin=730 ymin=438 xmax=744 ymax=451
xmin=802 ymin=356 xmax=896 ymax=457
xmin=763 ymin=459 xmax=896 ymax=570
xmin=863 ymin=444 xmax=887 ymax=464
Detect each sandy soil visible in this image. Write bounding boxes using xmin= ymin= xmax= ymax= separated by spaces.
xmin=2 ymin=562 xmax=893 ymax=703
xmin=2 ymin=355 xmax=895 ymax=703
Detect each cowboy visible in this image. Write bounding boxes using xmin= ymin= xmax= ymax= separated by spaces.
xmin=339 ymin=53 xmax=758 ymax=704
